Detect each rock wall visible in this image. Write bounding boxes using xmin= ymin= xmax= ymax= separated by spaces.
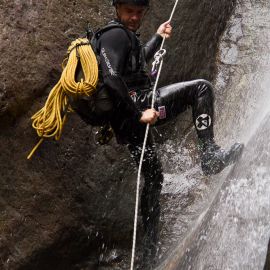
xmin=157 ymin=0 xmax=270 ymax=269
xmin=0 ymin=0 xmax=236 ymax=269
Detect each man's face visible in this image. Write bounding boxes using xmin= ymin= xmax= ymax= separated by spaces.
xmin=116 ymin=4 xmax=148 ymax=32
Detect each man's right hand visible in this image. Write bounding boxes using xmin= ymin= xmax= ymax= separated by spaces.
xmin=157 ymin=21 xmax=172 ymax=39
xmin=139 ymin=109 xmax=159 ymax=125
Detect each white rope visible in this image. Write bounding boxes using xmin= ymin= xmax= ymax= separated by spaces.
xmin=130 ymin=0 xmax=180 ymax=269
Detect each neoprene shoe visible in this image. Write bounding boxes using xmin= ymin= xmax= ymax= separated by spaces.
xmin=199 ymin=140 xmax=244 ymax=175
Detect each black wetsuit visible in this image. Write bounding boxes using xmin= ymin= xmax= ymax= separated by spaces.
xmin=73 ymin=20 xmax=215 ymax=259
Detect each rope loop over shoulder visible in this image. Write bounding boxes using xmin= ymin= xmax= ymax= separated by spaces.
xmin=27 ymin=38 xmax=99 ymax=159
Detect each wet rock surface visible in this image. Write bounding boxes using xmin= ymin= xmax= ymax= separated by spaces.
xmin=0 ymin=0 xmax=112 ymax=125
xmin=0 ymin=0 xmax=237 ymax=269
xmin=175 ymin=112 xmax=270 ymax=270
xmin=158 ymin=0 xmax=270 ymax=269
xmin=214 ymin=0 xmax=270 ymax=145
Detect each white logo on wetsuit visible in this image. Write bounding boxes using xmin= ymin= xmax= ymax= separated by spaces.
xmin=101 ymin=48 xmax=116 ymax=76
xmin=196 ymin=114 xmax=212 ymax=130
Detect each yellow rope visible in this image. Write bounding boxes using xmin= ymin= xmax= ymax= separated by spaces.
xmin=27 ymin=38 xmax=98 ymax=160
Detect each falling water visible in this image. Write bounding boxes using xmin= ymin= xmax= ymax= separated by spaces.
xmin=155 ymin=0 xmax=270 ymax=269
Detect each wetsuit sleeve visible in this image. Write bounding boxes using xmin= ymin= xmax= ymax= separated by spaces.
xmin=97 ymin=28 xmax=142 ymax=121
xmin=143 ymin=34 xmax=163 ymax=63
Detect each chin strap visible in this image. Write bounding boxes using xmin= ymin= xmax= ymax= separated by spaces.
xmin=130 ymin=0 xmax=180 ymax=269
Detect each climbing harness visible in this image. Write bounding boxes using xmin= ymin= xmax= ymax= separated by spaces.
xmin=27 ymin=38 xmax=99 ymax=160
xmin=130 ymin=0 xmax=180 ymax=269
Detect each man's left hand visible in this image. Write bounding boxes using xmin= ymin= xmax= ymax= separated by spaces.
xmin=157 ymin=21 xmax=172 ymax=39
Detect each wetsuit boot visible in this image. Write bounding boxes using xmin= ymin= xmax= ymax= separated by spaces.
xmin=198 ymin=139 xmax=244 ymax=175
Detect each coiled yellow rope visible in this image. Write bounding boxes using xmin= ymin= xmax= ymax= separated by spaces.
xmin=27 ymin=38 xmax=98 ymax=160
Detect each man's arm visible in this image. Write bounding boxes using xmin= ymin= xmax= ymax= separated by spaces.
xmin=143 ymin=21 xmax=172 ymax=63
xmin=98 ymin=28 xmax=142 ymax=121
xmin=143 ymin=34 xmax=163 ymax=63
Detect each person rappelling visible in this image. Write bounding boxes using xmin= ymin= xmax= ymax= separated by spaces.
xmin=28 ymin=0 xmax=244 ymax=268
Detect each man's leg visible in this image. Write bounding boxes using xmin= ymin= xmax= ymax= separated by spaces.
xmin=154 ymin=79 xmax=244 ymax=175
xmin=128 ymin=138 xmax=163 ymax=267
xmin=155 ymin=79 xmax=214 ymax=135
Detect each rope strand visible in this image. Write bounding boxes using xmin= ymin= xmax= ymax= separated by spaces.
xmin=130 ymin=0 xmax=179 ymax=268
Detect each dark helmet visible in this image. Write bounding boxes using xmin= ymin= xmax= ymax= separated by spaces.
xmin=112 ymin=0 xmax=149 ymax=6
